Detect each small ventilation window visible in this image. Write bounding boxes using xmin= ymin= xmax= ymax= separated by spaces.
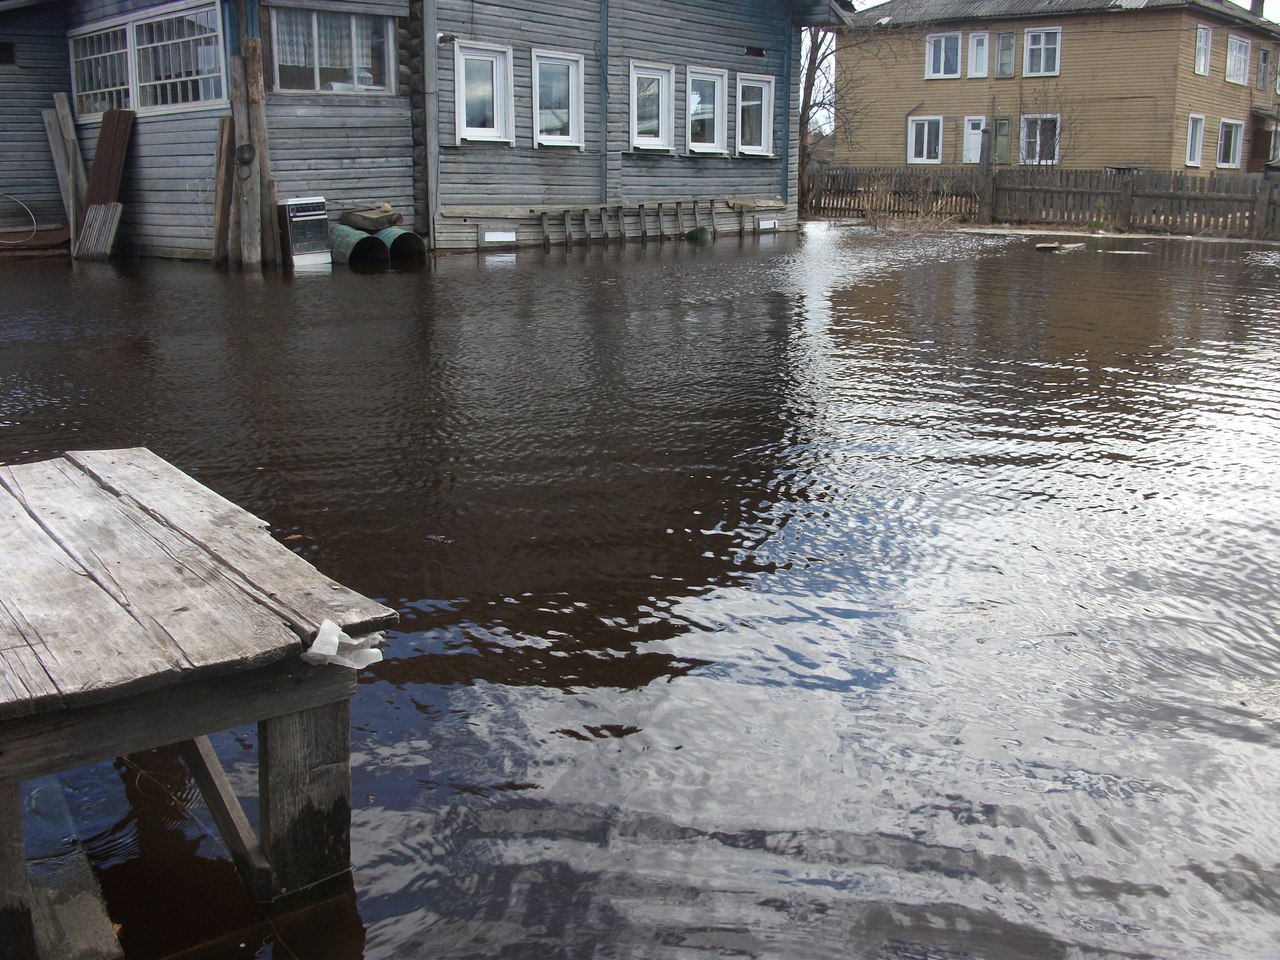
xmin=744 ymin=46 xmax=767 ymax=58
xmin=0 ymin=42 xmax=17 ymax=66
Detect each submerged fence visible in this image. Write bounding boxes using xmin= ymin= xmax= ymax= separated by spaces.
xmin=809 ymin=165 xmax=1280 ymax=239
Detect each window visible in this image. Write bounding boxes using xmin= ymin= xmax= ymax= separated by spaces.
xmin=0 ymin=41 xmax=16 ymax=67
xmin=1024 ymin=28 xmax=1061 ymax=77
xmin=1186 ymin=113 xmax=1204 ymax=166
xmin=1020 ymin=114 xmax=1059 ymax=164
xmin=907 ymin=115 xmax=942 ymax=163
xmin=925 ymin=33 xmax=960 ymax=78
xmin=1217 ymin=119 xmax=1244 ymax=167
xmin=687 ymin=66 xmax=728 ymax=153
xmin=968 ymin=32 xmax=989 ymax=78
xmin=1226 ymin=35 xmax=1249 ymax=84
xmin=270 ymin=9 xmax=393 ymax=93
xmin=993 ymin=117 xmax=1012 ymax=163
xmin=630 ymin=61 xmax=674 ymax=150
xmin=454 ymin=42 xmax=513 ymax=143
xmin=1271 ymin=127 xmax=1280 ymax=162
xmin=532 ymin=50 xmax=583 ymax=148
xmin=1195 ymin=25 xmax=1211 ymax=75
xmin=962 ymin=115 xmax=985 ymax=163
xmin=737 ymin=74 xmax=774 ymax=156
xmin=995 ymin=31 xmax=1016 ymax=77
xmin=1258 ymin=47 xmax=1271 ymax=90
xmin=69 ymin=2 xmax=225 ymax=117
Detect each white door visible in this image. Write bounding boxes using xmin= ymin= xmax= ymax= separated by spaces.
xmin=963 ymin=116 xmax=986 ymax=163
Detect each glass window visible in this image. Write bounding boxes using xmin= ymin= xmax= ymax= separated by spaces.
xmin=70 ymin=2 xmax=225 ymax=117
xmin=1186 ymin=113 xmax=1204 ymax=166
xmin=1217 ymin=119 xmax=1244 ymax=167
xmin=532 ymin=50 xmax=583 ymax=147
xmin=1195 ymin=25 xmax=1211 ymax=75
xmin=687 ymin=66 xmax=727 ymax=152
xmin=925 ymin=33 xmax=960 ymax=78
xmin=995 ymin=31 xmax=1016 ymax=78
xmin=969 ymin=33 xmax=989 ymax=78
xmin=1257 ymin=47 xmax=1270 ymax=90
xmin=907 ymin=115 xmax=942 ymax=163
xmin=1024 ymin=28 xmax=1061 ymax=77
xmin=630 ymin=61 xmax=674 ymax=149
xmin=455 ymin=42 xmax=512 ymax=142
xmin=271 ymin=9 xmax=391 ymax=93
xmin=1020 ymin=114 xmax=1059 ymax=164
xmin=993 ymin=117 xmax=1012 ymax=164
xmin=1226 ymin=36 xmax=1249 ymax=84
xmin=737 ymin=74 xmax=774 ymax=156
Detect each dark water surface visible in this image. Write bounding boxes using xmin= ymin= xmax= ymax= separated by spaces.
xmin=4 ymin=226 xmax=1280 ymax=959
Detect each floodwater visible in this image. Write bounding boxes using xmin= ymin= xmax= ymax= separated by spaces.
xmin=3 ymin=225 xmax=1280 ymax=959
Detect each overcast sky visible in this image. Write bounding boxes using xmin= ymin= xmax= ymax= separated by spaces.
xmin=855 ymin=0 xmax=1280 ymax=19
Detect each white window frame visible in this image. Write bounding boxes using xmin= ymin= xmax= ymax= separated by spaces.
xmin=1195 ymin=25 xmax=1211 ymax=76
xmin=630 ymin=60 xmax=675 ymax=150
xmin=1217 ymin=118 xmax=1244 ymax=168
xmin=962 ymin=115 xmax=986 ymax=163
xmin=1186 ymin=113 xmax=1204 ymax=167
xmin=907 ymin=115 xmax=943 ymax=164
xmin=924 ymin=32 xmax=960 ymax=78
xmin=1020 ymin=113 xmax=1059 ymax=164
xmin=1226 ymin=35 xmax=1249 ymax=85
xmin=736 ymin=73 xmax=774 ymax=156
xmin=68 ymin=0 xmax=227 ymax=120
xmin=531 ymin=49 xmax=584 ymax=149
xmin=968 ymin=32 xmax=989 ymax=78
xmin=686 ymin=65 xmax=728 ymax=154
xmin=1024 ymin=27 xmax=1061 ymax=77
xmin=268 ymin=8 xmax=396 ymax=95
xmin=454 ymin=41 xmax=514 ymax=144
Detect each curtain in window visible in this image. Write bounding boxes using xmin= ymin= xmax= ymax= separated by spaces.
xmin=354 ymin=15 xmax=375 ymax=70
xmin=275 ymin=8 xmax=311 ymax=66
xmin=317 ymin=12 xmax=351 ymax=70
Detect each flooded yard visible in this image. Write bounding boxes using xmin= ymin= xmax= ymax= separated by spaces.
xmin=3 ymin=224 xmax=1280 ymax=959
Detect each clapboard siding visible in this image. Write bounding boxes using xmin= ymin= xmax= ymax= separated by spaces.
xmin=0 ymin=5 xmax=71 ymax=231
xmin=430 ymin=0 xmax=800 ymax=249
xmin=266 ymin=94 xmax=414 ymax=212
xmin=80 ymin=108 xmax=224 ymax=258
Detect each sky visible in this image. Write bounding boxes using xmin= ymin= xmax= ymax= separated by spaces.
xmin=854 ymin=0 xmax=1280 ymax=17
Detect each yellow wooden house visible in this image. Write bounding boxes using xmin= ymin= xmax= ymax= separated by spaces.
xmin=832 ymin=0 xmax=1280 ymax=174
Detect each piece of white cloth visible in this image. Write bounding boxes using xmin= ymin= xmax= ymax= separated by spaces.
xmin=301 ymin=618 xmax=385 ymax=669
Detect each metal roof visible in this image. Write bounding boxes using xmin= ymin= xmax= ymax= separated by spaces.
xmin=838 ymin=0 xmax=1280 ymax=39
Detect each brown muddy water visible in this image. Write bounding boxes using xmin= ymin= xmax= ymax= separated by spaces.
xmin=3 ymin=225 xmax=1280 ymax=959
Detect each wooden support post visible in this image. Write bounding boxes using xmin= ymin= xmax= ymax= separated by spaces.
xmin=563 ymin=209 xmax=573 ymax=247
xmin=1116 ymin=174 xmax=1134 ymax=233
xmin=1252 ymin=180 xmax=1272 ymax=239
xmin=541 ymin=212 xmax=550 ymax=249
xmin=657 ymin=203 xmax=666 ymax=243
xmin=0 ymin=781 xmax=36 ymax=960
xmin=244 ymin=39 xmax=280 ymax=268
xmin=229 ymin=55 xmax=262 ymax=269
xmin=52 ymin=94 xmax=87 ymax=222
xmin=178 ymin=737 xmax=274 ymax=902
xmin=260 ymin=699 xmax=352 ymax=900
xmin=580 ymin=208 xmax=590 ymax=243
xmin=638 ymin=204 xmax=647 ymax=245
xmin=617 ymin=205 xmax=626 ymax=244
xmin=601 ymin=207 xmax=611 ymax=247
xmin=211 ymin=117 xmax=234 ymax=268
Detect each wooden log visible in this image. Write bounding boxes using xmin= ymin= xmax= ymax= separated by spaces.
xmin=52 ymin=94 xmax=88 ymax=220
xmin=540 ymin=211 xmax=550 ymax=249
xmin=638 ymin=203 xmax=647 ymax=245
xmin=178 ymin=737 xmax=274 ymax=902
xmin=230 ymin=55 xmax=262 ymax=268
xmin=583 ymin=208 xmax=592 ymax=243
xmin=260 ymin=699 xmax=352 ymax=899
xmin=563 ymin=209 xmax=572 ymax=247
xmin=0 ymin=781 xmax=36 ymax=960
xmin=244 ymin=39 xmax=279 ymax=267
xmin=212 ymin=116 xmax=234 ymax=268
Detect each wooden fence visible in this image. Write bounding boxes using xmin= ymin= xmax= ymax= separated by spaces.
xmin=809 ymin=165 xmax=1279 ymax=239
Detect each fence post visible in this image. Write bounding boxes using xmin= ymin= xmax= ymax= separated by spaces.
xmin=977 ymin=128 xmax=995 ymax=223
xmin=1252 ymin=179 xmax=1273 ymax=239
xmin=1116 ymin=174 xmax=1134 ymax=232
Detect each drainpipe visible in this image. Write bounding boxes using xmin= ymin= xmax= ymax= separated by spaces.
xmin=905 ymin=100 xmax=924 ymax=163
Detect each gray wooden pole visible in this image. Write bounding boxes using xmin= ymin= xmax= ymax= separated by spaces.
xmin=0 ymin=781 xmax=36 ymax=960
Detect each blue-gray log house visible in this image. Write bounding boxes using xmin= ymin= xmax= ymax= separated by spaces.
xmin=0 ymin=0 xmax=843 ymax=258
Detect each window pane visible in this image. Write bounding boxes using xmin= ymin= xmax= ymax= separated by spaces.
xmin=464 ymin=56 xmax=496 ymax=129
xmin=741 ymin=83 xmax=764 ymax=148
xmin=539 ymin=60 xmax=571 ymax=137
xmin=690 ymin=76 xmax=717 ymax=144
xmin=636 ymin=74 xmax=661 ymax=137
xmin=275 ymin=9 xmax=314 ymax=90
xmin=944 ymin=36 xmax=958 ymax=74
xmin=355 ymin=14 xmax=387 ymax=88
xmin=134 ymin=8 xmax=222 ymax=108
xmin=316 ymin=12 xmax=352 ymax=88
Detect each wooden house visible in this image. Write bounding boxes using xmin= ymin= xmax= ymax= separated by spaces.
xmin=0 ymin=0 xmax=845 ymax=258
xmin=830 ymin=0 xmax=1280 ymax=174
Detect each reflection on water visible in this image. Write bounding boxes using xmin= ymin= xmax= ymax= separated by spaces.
xmin=4 ymin=227 xmax=1280 ymax=958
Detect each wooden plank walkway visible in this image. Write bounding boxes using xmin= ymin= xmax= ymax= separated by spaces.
xmin=0 ymin=448 xmax=398 ymax=957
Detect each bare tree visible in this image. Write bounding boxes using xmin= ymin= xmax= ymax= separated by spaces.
xmin=799 ymin=26 xmax=836 ymax=213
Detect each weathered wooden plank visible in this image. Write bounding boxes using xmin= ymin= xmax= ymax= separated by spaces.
xmin=0 ymin=484 xmax=183 ymax=721
xmin=0 ymin=658 xmax=354 ymax=785
xmin=66 ymin=449 xmax=396 ymax=636
xmin=0 ymin=458 xmax=300 ymax=679
xmin=260 ymin=699 xmax=351 ymax=899
xmin=178 ymin=737 xmax=274 ymax=902
xmin=0 ymin=781 xmax=36 ymax=960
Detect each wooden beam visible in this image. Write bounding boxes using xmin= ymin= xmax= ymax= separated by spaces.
xmin=0 ymin=658 xmax=354 ymax=785
xmin=260 ymin=699 xmax=351 ymax=899
xmin=51 ymin=94 xmax=87 ymax=220
xmin=229 ymin=55 xmax=262 ymax=269
xmin=0 ymin=781 xmax=35 ymax=960
xmin=178 ymin=737 xmax=274 ymax=902
xmin=211 ymin=116 xmax=234 ymax=267
xmin=41 ymin=110 xmax=73 ymax=229
xmin=244 ymin=39 xmax=280 ymax=267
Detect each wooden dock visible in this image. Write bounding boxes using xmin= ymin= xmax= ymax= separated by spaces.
xmin=0 ymin=448 xmax=397 ymax=958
